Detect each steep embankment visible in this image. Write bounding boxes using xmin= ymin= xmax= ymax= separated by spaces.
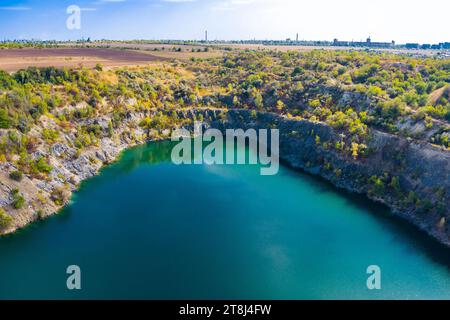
xmin=0 ymin=109 xmax=150 ymax=232
xmin=0 ymin=108 xmax=449 ymax=247
xmin=213 ymin=109 xmax=450 ymax=246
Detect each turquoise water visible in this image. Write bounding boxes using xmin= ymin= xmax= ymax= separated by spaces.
xmin=0 ymin=141 xmax=449 ymax=299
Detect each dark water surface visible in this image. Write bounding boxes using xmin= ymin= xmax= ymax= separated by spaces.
xmin=0 ymin=141 xmax=449 ymax=299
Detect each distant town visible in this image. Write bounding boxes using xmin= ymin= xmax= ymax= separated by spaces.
xmin=1 ymin=36 xmax=450 ymax=51
xmin=211 ymin=36 xmax=450 ymax=51
xmin=205 ymin=32 xmax=448 ymax=50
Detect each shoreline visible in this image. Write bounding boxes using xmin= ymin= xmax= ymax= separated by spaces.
xmin=0 ymin=108 xmax=449 ymax=250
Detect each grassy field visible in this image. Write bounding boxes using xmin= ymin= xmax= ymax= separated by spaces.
xmin=0 ymin=42 xmax=446 ymax=73
xmin=64 ymin=42 xmax=224 ymax=59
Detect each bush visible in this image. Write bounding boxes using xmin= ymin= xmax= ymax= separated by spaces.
xmin=95 ymin=64 xmax=103 ymax=72
xmin=35 ymin=157 xmax=53 ymax=174
xmin=42 ymin=129 xmax=59 ymax=143
xmin=50 ymin=186 xmax=70 ymax=206
xmin=369 ymin=176 xmax=385 ymax=196
xmin=0 ymin=208 xmax=12 ymax=228
xmin=11 ymin=189 xmax=25 ymax=209
xmin=446 ymin=110 xmax=450 ymax=122
xmin=9 ymin=170 xmax=23 ymax=182
xmin=0 ymin=109 xmax=11 ymax=129
xmin=0 ymin=70 xmax=16 ymax=89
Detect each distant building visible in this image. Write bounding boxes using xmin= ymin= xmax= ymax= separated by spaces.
xmin=333 ymin=38 xmax=350 ymax=46
xmin=221 ymin=38 xmax=448 ymax=51
xmin=332 ymin=37 xmax=394 ymax=48
xmin=406 ymin=43 xmax=420 ymax=49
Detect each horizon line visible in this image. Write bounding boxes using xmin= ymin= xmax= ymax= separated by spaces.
xmin=1 ymin=38 xmax=450 ymax=46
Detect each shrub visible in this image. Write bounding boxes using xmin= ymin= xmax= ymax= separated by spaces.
xmin=42 ymin=129 xmax=59 ymax=143
xmin=9 ymin=170 xmax=23 ymax=182
xmin=0 ymin=208 xmax=12 ymax=228
xmin=35 ymin=157 xmax=53 ymax=174
xmin=0 ymin=109 xmax=11 ymax=129
xmin=369 ymin=176 xmax=385 ymax=196
xmin=0 ymin=70 xmax=16 ymax=89
xmin=406 ymin=191 xmax=418 ymax=206
xmin=95 ymin=64 xmax=103 ymax=72
xmin=11 ymin=189 xmax=25 ymax=209
xmin=292 ymin=66 xmax=304 ymax=76
xmin=50 ymin=186 xmax=70 ymax=206
xmin=254 ymin=93 xmax=263 ymax=109
xmin=389 ymin=176 xmax=402 ymax=196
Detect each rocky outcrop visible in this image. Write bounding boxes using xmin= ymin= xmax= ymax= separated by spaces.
xmin=0 ymin=111 xmax=152 ymax=234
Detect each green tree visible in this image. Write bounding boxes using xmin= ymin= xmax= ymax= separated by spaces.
xmin=11 ymin=189 xmax=25 ymax=209
xmin=9 ymin=170 xmax=23 ymax=182
xmin=0 ymin=109 xmax=11 ymax=129
xmin=254 ymin=93 xmax=263 ymax=109
xmin=0 ymin=208 xmax=12 ymax=228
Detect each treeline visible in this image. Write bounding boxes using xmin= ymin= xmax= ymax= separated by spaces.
xmin=0 ymin=41 xmax=59 ymax=49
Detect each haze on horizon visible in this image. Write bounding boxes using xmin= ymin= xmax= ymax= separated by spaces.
xmin=0 ymin=0 xmax=448 ymax=44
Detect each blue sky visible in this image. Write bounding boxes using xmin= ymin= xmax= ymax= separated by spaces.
xmin=0 ymin=0 xmax=448 ymax=43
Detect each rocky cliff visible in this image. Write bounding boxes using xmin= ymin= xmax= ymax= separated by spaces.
xmin=209 ymin=109 xmax=450 ymax=246
xmin=0 ymin=107 xmax=449 ymax=248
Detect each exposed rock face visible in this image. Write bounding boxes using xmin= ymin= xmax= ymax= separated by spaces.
xmin=0 ymin=111 xmax=149 ymax=234
xmin=0 ymin=107 xmax=449 ymax=248
xmin=209 ymin=109 xmax=450 ymax=246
